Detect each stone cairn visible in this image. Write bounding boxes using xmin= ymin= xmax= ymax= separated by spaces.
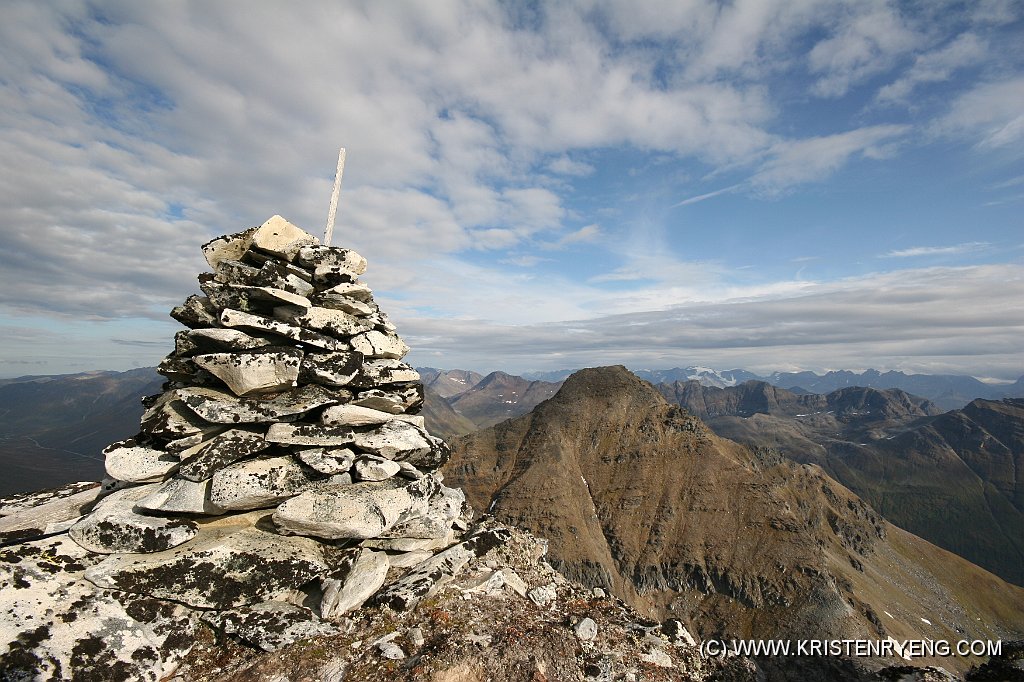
xmin=63 ymin=215 xmax=484 ymax=633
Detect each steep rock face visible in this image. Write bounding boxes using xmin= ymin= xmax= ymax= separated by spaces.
xmin=447 ymin=371 xmax=561 ymax=428
xmin=661 ymin=382 xmax=1024 ymax=586
xmin=445 ymin=367 xmax=1024 ymax=673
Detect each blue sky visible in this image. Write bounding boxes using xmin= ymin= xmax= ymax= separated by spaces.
xmin=1 ymin=1 xmax=1022 ymax=379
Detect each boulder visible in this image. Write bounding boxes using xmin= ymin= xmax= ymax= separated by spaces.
xmin=83 ymin=518 xmax=329 ymax=609
xmin=250 ymin=215 xmax=319 ymax=262
xmin=220 ymin=308 xmax=347 ymax=351
xmin=177 ymin=427 xmax=270 ymax=481
xmin=209 ymin=455 xmax=323 ymax=511
xmin=103 ymin=439 xmax=179 ymax=483
xmin=193 ymin=348 xmax=303 ymax=396
xmin=299 ymin=351 xmax=363 ymax=387
xmin=350 ymin=330 xmax=409 ymax=360
xmin=320 ymin=549 xmax=390 ymax=618
xmin=321 ymin=280 xmax=373 ymax=302
xmin=69 ymin=485 xmax=198 ymax=554
xmin=315 ymin=292 xmax=374 ymax=316
xmin=135 ymin=477 xmax=223 ymax=515
xmin=272 ymin=476 xmax=439 ymax=540
xmin=177 ymin=385 xmax=337 ymax=424
xmin=273 ymin=305 xmax=372 ymax=339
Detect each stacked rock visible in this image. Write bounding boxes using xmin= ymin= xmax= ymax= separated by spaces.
xmin=66 ymin=215 xmax=470 ymax=616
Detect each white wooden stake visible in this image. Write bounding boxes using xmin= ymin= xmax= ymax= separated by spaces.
xmin=324 ymin=147 xmax=346 ymax=246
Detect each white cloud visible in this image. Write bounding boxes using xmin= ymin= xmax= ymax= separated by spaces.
xmin=876 ymin=33 xmax=987 ymax=104
xmin=808 ymin=2 xmax=922 ymax=98
xmin=547 ymin=155 xmax=596 ymax=176
xmin=751 ymin=125 xmax=909 ymax=194
xmin=932 ymin=77 xmax=1024 ymax=152
xmin=881 ymin=242 xmax=990 ymax=258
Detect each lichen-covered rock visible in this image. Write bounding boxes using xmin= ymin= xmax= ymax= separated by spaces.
xmin=209 ymin=456 xmax=323 ymax=511
xmin=210 ymin=601 xmax=338 ymax=652
xmin=0 ymin=534 xmax=198 ymax=682
xmin=0 ymin=484 xmax=101 ymax=543
xmin=141 ymin=397 xmax=211 ymax=439
xmin=374 ymin=527 xmax=512 ymax=611
xmin=220 ymin=308 xmax=347 ymax=351
xmin=193 ymin=348 xmax=303 ymax=397
xmin=353 ymin=420 xmax=432 ymax=460
xmin=298 ymin=350 xmax=363 ymax=387
xmin=350 ymin=330 xmax=409 ymax=360
xmin=170 ymin=294 xmax=220 ymax=329
xmin=380 ymin=485 xmax=467 ymax=539
xmin=272 ymin=476 xmax=439 ymax=540
xmin=69 ymin=485 xmax=198 ymax=554
xmin=352 ymin=359 xmax=420 ymax=387
xmin=296 ymin=245 xmax=367 ymax=274
xmin=103 ymin=439 xmax=179 ymax=483
xmin=83 ymin=516 xmax=329 ymax=609
xmin=177 ymin=427 xmax=270 ymax=481
xmin=265 ymin=423 xmax=355 ymax=446
xmin=273 ymin=305 xmax=372 ymax=339
xmin=177 ymin=385 xmax=337 ymax=424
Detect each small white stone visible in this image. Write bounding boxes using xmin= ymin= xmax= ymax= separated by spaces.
xmin=574 ymin=617 xmax=597 ymax=641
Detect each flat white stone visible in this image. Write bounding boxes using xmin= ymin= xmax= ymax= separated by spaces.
xmin=103 ymin=439 xmax=179 ymax=483
xmin=386 ymin=550 xmax=435 ymax=568
xmin=350 ymin=330 xmax=409 ymax=360
xmin=0 ymin=485 xmax=102 ymax=537
xmin=170 ymin=294 xmax=219 ymax=329
xmin=353 ymin=456 xmax=401 ymax=482
xmin=316 ymin=293 xmax=374 ymax=317
xmin=136 ymin=476 xmax=224 ymax=515
xmin=210 ymin=455 xmax=322 ymax=511
xmin=381 ymin=485 xmax=466 ymax=539
xmin=293 ymin=447 xmax=355 ymax=474
xmin=273 ymin=305 xmax=371 ymax=339
xmin=177 ymin=385 xmax=337 ymax=424
xmin=187 ymin=328 xmax=275 ymax=352
xmin=215 ymin=601 xmax=337 ymax=652
xmin=250 ymin=215 xmax=319 ymax=262
xmin=220 ymin=308 xmax=347 ymax=351
xmin=272 ymin=476 xmax=438 ymax=540
xmin=322 ymin=280 xmax=373 ymax=301
xmin=141 ymin=399 xmax=210 ymax=439
xmin=321 ymin=404 xmax=397 ymax=427
xmin=353 ymin=420 xmax=432 ymax=460
xmin=320 ymin=549 xmax=390 ymax=618
xmin=193 ymin=348 xmax=303 ymax=396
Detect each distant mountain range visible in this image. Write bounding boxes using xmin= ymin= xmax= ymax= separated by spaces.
xmin=442 ymin=366 xmax=1024 ymax=665
xmin=658 ymin=380 xmax=1024 ymax=586
xmin=520 ymin=366 xmax=1024 ymax=411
